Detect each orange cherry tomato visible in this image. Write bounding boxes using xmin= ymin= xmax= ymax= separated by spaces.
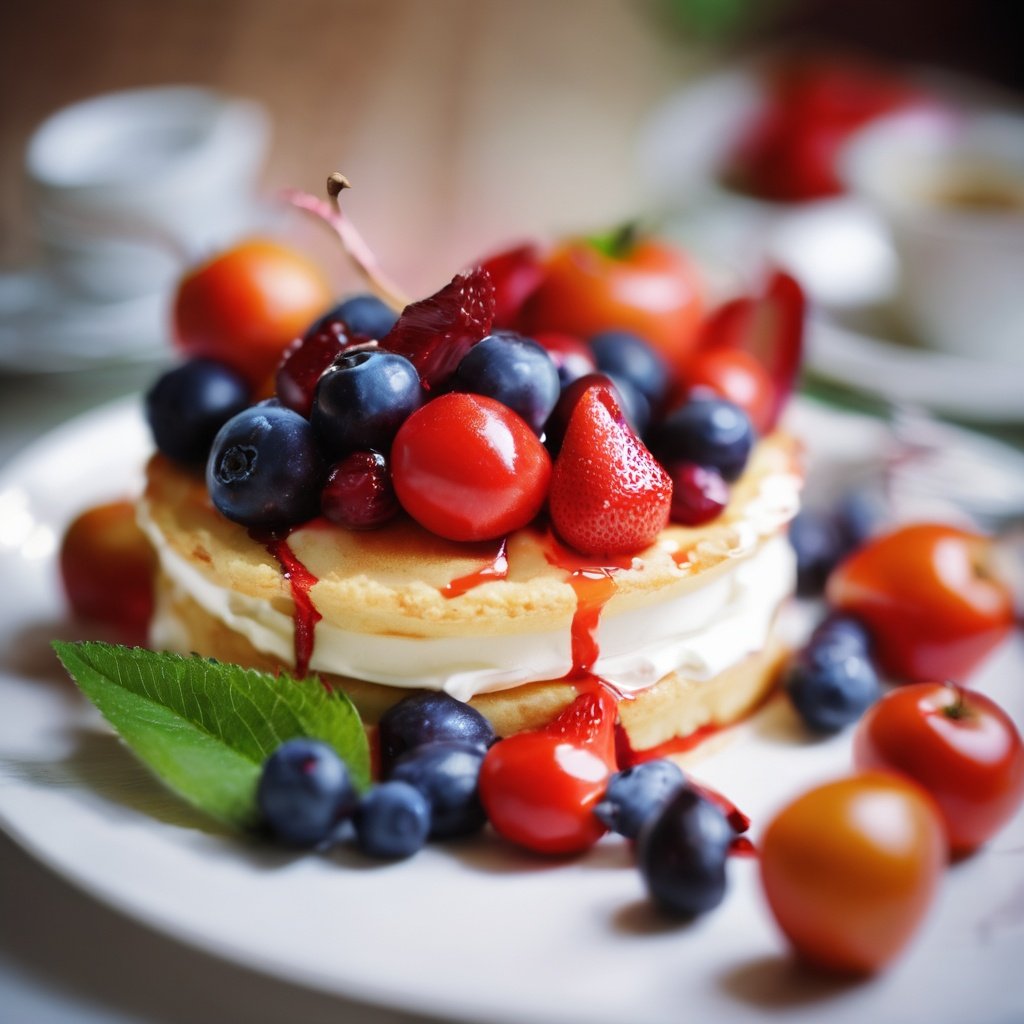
xmin=173 ymin=239 xmax=332 ymax=388
xmin=525 ymin=239 xmax=704 ymax=374
xmin=827 ymin=523 xmax=1014 ymax=683
xmin=60 ymin=500 xmax=157 ymax=642
xmin=854 ymin=683 xmax=1024 ymax=857
xmin=682 ymin=347 xmax=776 ymax=434
xmin=760 ymin=773 xmax=947 ymax=975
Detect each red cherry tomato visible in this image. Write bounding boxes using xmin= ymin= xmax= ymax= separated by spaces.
xmin=760 ymin=773 xmax=947 ymax=975
xmin=853 ymin=683 xmax=1024 ymax=857
xmin=173 ymin=239 xmax=332 ymax=388
xmin=60 ymin=500 xmax=157 ymax=642
xmin=682 ymin=347 xmax=776 ymax=434
xmin=479 ymin=689 xmax=617 ymax=855
xmin=390 ymin=393 xmax=551 ymax=542
xmin=827 ymin=523 xmax=1014 ymax=683
xmin=525 ymin=239 xmax=704 ymax=374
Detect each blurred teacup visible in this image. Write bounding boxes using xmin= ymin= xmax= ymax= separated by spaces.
xmin=25 ymin=86 xmax=269 ymax=301
xmin=842 ymin=110 xmax=1024 ymax=364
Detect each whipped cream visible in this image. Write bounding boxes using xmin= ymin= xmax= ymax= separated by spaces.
xmin=142 ymin=499 xmax=796 ymax=701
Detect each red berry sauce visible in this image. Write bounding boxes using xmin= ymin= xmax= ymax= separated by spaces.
xmin=442 ymin=538 xmax=510 ymax=598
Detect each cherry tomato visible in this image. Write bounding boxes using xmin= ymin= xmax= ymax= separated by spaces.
xmin=60 ymin=500 xmax=157 ymax=642
xmin=760 ymin=773 xmax=947 ymax=975
xmin=827 ymin=523 xmax=1014 ymax=683
xmin=173 ymin=239 xmax=332 ymax=388
xmin=853 ymin=683 xmax=1024 ymax=857
xmin=390 ymin=393 xmax=551 ymax=542
xmin=525 ymin=238 xmax=704 ymax=373
xmin=479 ymin=690 xmax=617 ymax=855
xmin=682 ymin=347 xmax=776 ymax=434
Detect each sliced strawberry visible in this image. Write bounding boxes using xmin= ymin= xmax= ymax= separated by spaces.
xmin=550 ymin=386 xmax=672 ymax=557
xmin=478 ymin=243 xmax=545 ymax=330
xmin=380 ymin=268 xmax=495 ymax=389
xmin=546 ymin=688 xmax=619 ymax=766
xmin=697 ymin=270 xmax=804 ymax=432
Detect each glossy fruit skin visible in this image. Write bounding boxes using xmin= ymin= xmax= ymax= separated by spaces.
xmin=60 ymin=500 xmax=156 ymax=641
xmin=320 ymin=451 xmax=399 ymax=530
xmin=206 ymin=405 xmax=325 ymax=528
xmin=549 ymin=386 xmax=671 ymax=557
xmin=391 ymin=393 xmax=551 ymax=542
xmin=827 ymin=523 xmax=1014 ymax=683
xmin=666 ymin=462 xmax=729 ymax=527
xmin=533 ymin=331 xmax=596 ymax=387
xmin=389 ymin=741 xmax=487 ymax=840
xmin=809 ymin=613 xmax=873 ymax=657
xmin=637 ymin=786 xmax=734 ymax=917
xmin=275 ymin=327 xmax=350 ymax=417
xmin=853 ymin=683 xmax=1024 ymax=856
xmin=145 ymin=358 xmax=251 ymax=467
xmin=452 ymin=332 xmax=561 ymax=434
xmin=479 ymin=244 xmax=545 ymax=329
xmin=311 ymin=350 xmax=422 ymax=459
xmin=332 ymin=294 xmax=399 ymax=340
xmin=683 ymin=347 xmax=775 ymax=435
xmin=594 ymin=758 xmax=686 ymax=839
xmin=589 ymin=330 xmax=669 ymax=410
xmin=377 ymin=691 xmax=496 ymax=775
xmin=257 ymin=739 xmax=358 ymax=847
xmin=526 ymin=239 xmax=704 ymax=372
xmin=653 ymin=395 xmax=754 ymax=482
xmin=353 ymin=781 xmax=431 ymax=859
xmin=760 ymin=773 xmax=947 ymax=975
xmin=479 ymin=690 xmax=618 ymax=856
xmin=545 ymin=373 xmax=648 ymax=454
xmin=173 ymin=239 xmax=332 ymax=389
xmin=784 ymin=632 xmax=881 ymax=734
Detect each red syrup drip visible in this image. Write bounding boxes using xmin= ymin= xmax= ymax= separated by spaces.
xmin=250 ymin=528 xmax=322 ymax=679
xmin=614 ymin=722 xmax=722 ymax=768
xmin=441 ymin=538 xmax=509 ymax=598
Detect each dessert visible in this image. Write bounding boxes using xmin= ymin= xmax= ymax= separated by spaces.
xmin=135 ymin=180 xmax=805 ymax=763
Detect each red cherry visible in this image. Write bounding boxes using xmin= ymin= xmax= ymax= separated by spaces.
xmin=479 ymin=689 xmax=618 ymax=855
xmin=533 ymin=331 xmax=597 ymax=386
xmin=381 ymin=269 xmax=495 ymax=389
xmin=549 ymin=386 xmax=671 ymax=556
xmin=390 ymin=393 xmax=551 ymax=542
xmin=479 ymin=243 xmax=545 ymax=329
xmin=667 ymin=462 xmax=729 ymax=526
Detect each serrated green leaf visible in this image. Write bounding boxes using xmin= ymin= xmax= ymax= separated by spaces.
xmin=52 ymin=642 xmax=370 ymax=830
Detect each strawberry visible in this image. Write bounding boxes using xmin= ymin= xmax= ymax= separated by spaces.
xmin=696 ymin=270 xmax=804 ymax=432
xmin=550 ymin=385 xmax=672 ymax=557
xmin=381 ymin=268 xmax=495 ymax=389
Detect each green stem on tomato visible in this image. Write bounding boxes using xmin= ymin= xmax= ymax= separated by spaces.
xmin=587 ymin=220 xmax=642 ymax=260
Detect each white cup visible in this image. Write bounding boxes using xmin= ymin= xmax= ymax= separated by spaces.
xmin=25 ymin=86 xmax=269 ymax=300
xmin=841 ymin=109 xmax=1024 ymax=365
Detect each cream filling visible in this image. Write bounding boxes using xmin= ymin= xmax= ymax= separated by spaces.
xmin=141 ymin=501 xmax=795 ymax=701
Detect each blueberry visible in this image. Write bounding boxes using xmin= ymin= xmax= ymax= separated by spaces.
xmin=594 ymin=759 xmax=686 ymax=839
xmin=653 ymin=396 xmax=754 ymax=482
xmin=637 ymin=786 xmax=733 ymax=917
xmin=353 ymin=781 xmax=431 ymax=859
xmin=453 ymin=332 xmax=560 ymax=434
xmin=257 ymin=738 xmax=358 ymax=847
xmin=378 ymin=692 xmax=495 ymax=774
xmin=834 ymin=487 xmax=887 ymax=550
xmin=389 ymin=741 xmax=486 ymax=839
xmin=312 ymin=350 xmax=422 ymax=459
xmin=789 ymin=509 xmax=847 ymax=596
xmin=333 ymin=294 xmax=399 ymax=340
xmin=589 ymin=330 xmax=669 ymax=409
xmin=809 ymin=613 xmax=873 ymax=656
xmin=784 ymin=635 xmax=881 ymax=733
xmin=207 ymin=405 xmax=325 ymax=527
xmin=145 ymin=358 xmax=250 ymax=467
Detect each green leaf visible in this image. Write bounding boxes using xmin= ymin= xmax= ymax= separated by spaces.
xmin=52 ymin=642 xmax=370 ymax=830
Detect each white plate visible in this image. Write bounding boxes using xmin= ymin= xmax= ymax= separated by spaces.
xmin=1 ymin=400 xmax=1023 ymax=1024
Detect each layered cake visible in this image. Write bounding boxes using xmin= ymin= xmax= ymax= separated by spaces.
xmin=136 ymin=186 xmax=805 ymax=760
